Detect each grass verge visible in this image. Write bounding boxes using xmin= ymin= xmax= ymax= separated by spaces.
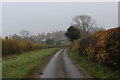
xmin=2 ymin=48 xmax=60 ymax=78
xmin=68 ymin=50 xmax=119 ymax=79
xmin=0 ymin=58 xmax=2 ymax=79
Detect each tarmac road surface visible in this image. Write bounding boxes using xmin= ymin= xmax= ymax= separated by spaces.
xmin=39 ymin=49 xmax=90 ymax=78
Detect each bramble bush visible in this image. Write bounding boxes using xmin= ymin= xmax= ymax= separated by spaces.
xmin=70 ymin=27 xmax=120 ymax=73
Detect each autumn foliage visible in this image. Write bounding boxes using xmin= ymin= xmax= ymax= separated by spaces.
xmin=2 ymin=37 xmax=57 ymax=56
xmin=70 ymin=27 xmax=120 ymax=73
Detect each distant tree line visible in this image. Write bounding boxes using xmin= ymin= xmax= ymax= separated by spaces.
xmin=11 ymin=30 xmax=68 ymax=45
xmin=1 ymin=30 xmax=68 ymax=56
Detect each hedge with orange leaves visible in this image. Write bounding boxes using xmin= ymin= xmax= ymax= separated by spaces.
xmin=71 ymin=27 xmax=120 ymax=73
xmin=2 ymin=38 xmax=56 ymax=56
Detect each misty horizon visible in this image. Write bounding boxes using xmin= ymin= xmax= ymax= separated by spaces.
xmin=1 ymin=2 xmax=118 ymax=37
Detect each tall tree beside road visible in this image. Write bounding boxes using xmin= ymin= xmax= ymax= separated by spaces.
xmin=72 ymin=15 xmax=96 ymax=36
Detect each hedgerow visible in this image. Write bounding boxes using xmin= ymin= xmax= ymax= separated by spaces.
xmin=2 ymin=37 xmax=58 ymax=56
xmin=70 ymin=27 xmax=120 ymax=73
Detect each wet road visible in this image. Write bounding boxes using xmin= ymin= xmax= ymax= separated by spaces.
xmin=39 ymin=49 xmax=90 ymax=78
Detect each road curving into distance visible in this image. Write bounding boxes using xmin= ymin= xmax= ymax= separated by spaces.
xmin=36 ymin=49 xmax=91 ymax=78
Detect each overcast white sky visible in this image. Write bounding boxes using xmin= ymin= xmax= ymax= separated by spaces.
xmin=1 ymin=2 xmax=118 ymax=37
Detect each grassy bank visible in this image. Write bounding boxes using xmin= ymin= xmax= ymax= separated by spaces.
xmin=2 ymin=48 xmax=60 ymax=78
xmin=0 ymin=58 xmax=2 ymax=79
xmin=68 ymin=50 xmax=119 ymax=78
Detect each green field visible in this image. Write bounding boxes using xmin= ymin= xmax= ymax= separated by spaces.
xmin=2 ymin=48 xmax=60 ymax=78
xmin=68 ymin=50 xmax=119 ymax=78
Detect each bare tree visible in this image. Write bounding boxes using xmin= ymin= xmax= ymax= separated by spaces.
xmin=19 ymin=30 xmax=31 ymax=40
xmin=72 ymin=15 xmax=96 ymax=35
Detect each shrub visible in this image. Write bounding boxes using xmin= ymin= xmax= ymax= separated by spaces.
xmin=96 ymin=27 xmax=120 ymax=72
xmin=70 ymin=27 xmax=120 ymax=73
xmin=2 ymin=38 xmax=49 ymax=56
xmin=2 ymin=39 xmax=22 ymax=55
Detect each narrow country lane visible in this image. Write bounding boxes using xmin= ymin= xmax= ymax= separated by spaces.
xmin=37 ymin=49 xmax=90 ymax=78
